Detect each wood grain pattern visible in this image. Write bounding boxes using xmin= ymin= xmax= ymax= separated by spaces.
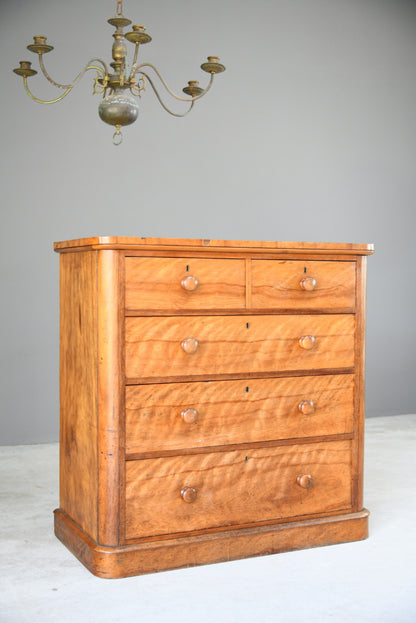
xmin=59 ymin=251 xmax=98 ymax=541
xmin=125 ymin=314 xmax=355 ymax=379
xmin=54 ymin=507 xmax=369 ymax=578
xmin=125 ymin=257 xmax=246 ymax=310
xmin=125 ymin=374 xmax=354 ymax=454
xmin=125 ymin=440 xmax=353 ymax=539
xmin=252 ymin=260 xmax=356 ymax=310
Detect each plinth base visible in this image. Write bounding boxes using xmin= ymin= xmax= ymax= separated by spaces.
xmin=54 ymin=508 xmax=369 ymax=579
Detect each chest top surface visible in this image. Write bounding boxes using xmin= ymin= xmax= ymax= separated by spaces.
xmin=54 ymin=236 xmax=374 ymax=255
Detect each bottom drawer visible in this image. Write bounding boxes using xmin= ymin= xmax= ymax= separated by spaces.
xmin=125 ymin=440 xmax=352 ymax=540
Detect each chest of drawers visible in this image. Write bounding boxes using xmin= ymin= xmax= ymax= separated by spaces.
xmin=53 ymin=236 xmax=373 ymax=578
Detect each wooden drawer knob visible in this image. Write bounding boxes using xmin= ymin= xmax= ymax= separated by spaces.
xmin=181 ymin=408 xmax=198 ymax=424
xmin=300 ymin=277 xmax=317 ymax=291
xmin=297 ymin=474 xmax=313 ymax=489
xmin=181 ymin=338 xmax=199 ymax=354
xmin=181 ymin=486 xmax=198 ymax=503
xmin=299 ymin=335 xmax=316 ymax=350
xmin=298 ymin=400 xmax=315 ymax=415
xmin=181 ymin=275 xmax=199 ymax=291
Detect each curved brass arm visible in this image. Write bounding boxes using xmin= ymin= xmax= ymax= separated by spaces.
xmin=22 ymin=61 xmax=107 ymax=104
xmin=23 ymin=76 xmax=72 ymax=103
xmin=134 ymin=63 xmax=214 ymax=103
xmin=38 ymin=56 xmax=108 ymax=90
xmin=137 ymin=71 xmax=195 ymax=117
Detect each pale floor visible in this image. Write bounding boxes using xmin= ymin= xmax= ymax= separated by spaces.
xmin=1 ymin=414 xmax=415 ymax=623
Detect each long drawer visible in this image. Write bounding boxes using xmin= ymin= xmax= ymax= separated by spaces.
xmin=125 ymin=314 xmax=355 ymax=379
xmin=125 ymin=374 xmax=354 ymax=454
xmin=125 ymin=440 xmax=353 ymax=539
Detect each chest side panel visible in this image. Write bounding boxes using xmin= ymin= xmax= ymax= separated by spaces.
xmin=59 ymin=251 xmax=98 ymax=540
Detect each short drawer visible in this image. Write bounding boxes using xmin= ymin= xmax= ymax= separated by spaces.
xmin=125 ymin=440 xmax=353 ymax=539
xmin=125 ymin=374 xmax=354 ymax=454
xmin=125 ymin=314 xmax=355 ymax=379
xmin=252 ymin=260 xmax=356 ymax=311
xmin=125 ymin=257 xmax=246 ymax=310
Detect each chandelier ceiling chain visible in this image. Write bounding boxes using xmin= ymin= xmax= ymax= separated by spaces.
xmin=13 ymin=0 xmax=225 ymax=145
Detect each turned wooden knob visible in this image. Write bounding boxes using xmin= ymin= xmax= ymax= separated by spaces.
xmin=181 ymin=338 xmax=199 ymax=354
xmin=181 ymin=486 xmax=198 ymax=503
xmin=181 ymin=408 xmax=198 ymax=424
xmin=298 ymin=400 xmax=315 ymax=415
xmin=181 ymin=275 xmax=199 ymax=291
xmin=300 ymin=277 xmax=317 ymax=291
xmin=297 ymin=474 xmax=313 ymax=489
xmin=299 ymin=335 xmax=316 ymax=350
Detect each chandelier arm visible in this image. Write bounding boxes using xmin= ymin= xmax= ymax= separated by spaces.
xmin=135 ymin=63 xmax=214 ymax=102
xmin=137 ymin=71 xmax=195 ymax=117
xmin=22 ymin=61 xmax=106 ymax=104
xmin=38 ymin=57 xmax=109 ymax=90
xmin=23 ymin=76 xmax=73 ymax=104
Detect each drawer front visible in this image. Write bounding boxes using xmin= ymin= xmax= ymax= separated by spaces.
xmin=125 ymin=257 xmax=246 ymax=310
xmin=125 ymin=314 xmax=355 ymax=379
xmin=125 ymin=440 xmax=353 ymax=539
xmin=125 ymin=374 xmax=354 ymax=454
xmin=252 ymin=260 xmax=356 ymax=311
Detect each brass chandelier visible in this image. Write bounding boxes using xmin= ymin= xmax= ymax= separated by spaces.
xmin=13 ymin=0 xmax=225 ymax=145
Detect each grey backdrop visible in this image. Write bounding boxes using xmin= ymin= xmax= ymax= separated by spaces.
xmin=1 ymin=0 xmax=415 ymax=444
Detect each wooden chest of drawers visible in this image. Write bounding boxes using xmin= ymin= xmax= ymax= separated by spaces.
xmin=53 ymin=236 xmax=373 ymax=578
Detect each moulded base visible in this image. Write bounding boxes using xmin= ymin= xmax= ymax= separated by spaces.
xmin=54 ymin=508 xmax=369 ymax=579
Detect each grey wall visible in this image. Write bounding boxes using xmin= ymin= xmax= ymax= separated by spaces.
xmin=1 ymin=0 xmax=415 ymax=444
